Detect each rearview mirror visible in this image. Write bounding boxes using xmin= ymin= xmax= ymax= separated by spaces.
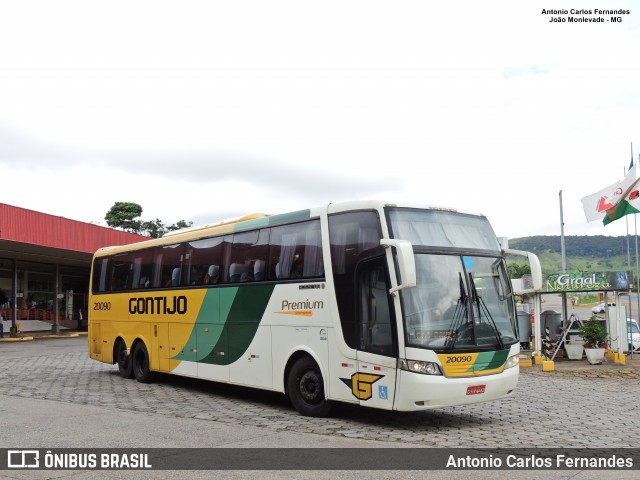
xmin=380 ymin=239 xmax=417 ymax=294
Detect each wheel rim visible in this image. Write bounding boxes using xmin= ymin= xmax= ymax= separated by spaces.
xmin=299 ymin=370 xmax=322 ymax=404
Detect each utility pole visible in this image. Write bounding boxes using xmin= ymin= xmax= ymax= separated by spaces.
xmin=559 ymin=190 xmax=566 ymax=273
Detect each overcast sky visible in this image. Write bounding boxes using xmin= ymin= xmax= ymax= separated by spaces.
xmin=1 ymin=0 xmax=639 ymax=240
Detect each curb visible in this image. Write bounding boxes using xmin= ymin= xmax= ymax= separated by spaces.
xmin=37 ymin=333 xmax=81 ymax=339
xmin=0 ymin=332 xmax=83 ymax=342
xmin=524 ymin=369 xmax=640 ymax=378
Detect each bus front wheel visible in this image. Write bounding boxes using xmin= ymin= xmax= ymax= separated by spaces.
xmin=287 ymin=357 xmax=333 ymax=417
xmin=132 ymin=342 xmax=152 ymax=383
xmin=116 ymin=339 xmax=134 ymax=379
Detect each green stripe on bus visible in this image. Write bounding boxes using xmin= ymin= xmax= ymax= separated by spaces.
xmin=198 ymin=284 xmax=275 ymax=365
xmin=182 ymin=288 xmax=239 ymax=362
xmin=468 ymin=350 xmax=510 ymax=372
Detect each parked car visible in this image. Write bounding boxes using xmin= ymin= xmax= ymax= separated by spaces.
xmin=628 ymin=319 xmax=640 ymax=352
xmin=592 ymin=302 xmax=616 ymax=314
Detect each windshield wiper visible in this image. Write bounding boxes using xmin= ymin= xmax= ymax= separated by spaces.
xmin=468 ymin=273 xmax=504 ymax=350
xmin=444 ymin=273 xmax=468 ymax=351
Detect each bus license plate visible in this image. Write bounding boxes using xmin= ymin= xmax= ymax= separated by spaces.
xmin=466 ymin=385 xmax=486 ymax=396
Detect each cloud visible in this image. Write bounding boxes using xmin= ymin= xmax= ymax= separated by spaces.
xmin=1 ymin=1 xmax=640 ymax=240
xmin=0 ymin=123 xmax=407 ymax=229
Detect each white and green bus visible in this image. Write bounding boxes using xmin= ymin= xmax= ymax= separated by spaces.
xmin=89 ymin=201 xmax=541 ymax=416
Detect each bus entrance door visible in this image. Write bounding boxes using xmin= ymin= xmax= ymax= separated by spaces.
xmin=355 ymin=259 xmax=397 ymax=409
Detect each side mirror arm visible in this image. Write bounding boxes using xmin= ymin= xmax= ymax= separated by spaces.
xmin=503 ymin=248 xmax=543 ymax=291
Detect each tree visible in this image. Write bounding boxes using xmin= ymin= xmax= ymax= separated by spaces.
xmin=140 ymin=218 xmax=166 ymax=238
xmin=105 ymin=202 xmax=193 ymax=238
xmin=168 ymin=220 xmax=192 ymax=231
xmin=105 ymin=202 xmax=143 ymax=233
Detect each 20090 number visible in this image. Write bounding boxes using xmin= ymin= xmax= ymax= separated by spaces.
xmin=93 ymin=302 xmax=111 ymax=311
xmin=446 ymin=355 xmax=472 ymax=363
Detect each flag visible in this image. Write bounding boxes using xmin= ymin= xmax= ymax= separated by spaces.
xmin=603 ymin=176 xmax=640 ymax=225
xmin=581 ymin=164 xmax=637 ymax=222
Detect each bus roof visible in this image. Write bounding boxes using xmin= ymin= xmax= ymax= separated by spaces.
xmin=94 ymin=201 xmax=488 ymax=257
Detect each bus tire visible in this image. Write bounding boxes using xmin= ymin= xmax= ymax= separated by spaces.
xmin=115 ymin=339 xmax=134 ymax=379
xmin=287 ymin=356 xmax=333 ymax=417
xmin=132 ymin=342 xmax=152 ymax=384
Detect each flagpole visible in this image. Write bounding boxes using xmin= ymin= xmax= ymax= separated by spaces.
xmin=634 ymin=144 xmax=639 ymax=359
xmin=634 ymin=212 xmax=638 ymax=358
xmin=559 ymin=190 xmax=566 ymax=273
xmin=625 ymin=161 xmax=632 ymax=356
xmin=559 ymin=190 xmax=568 ymax=332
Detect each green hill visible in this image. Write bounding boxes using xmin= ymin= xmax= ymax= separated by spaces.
xmin=508 ymin=235 xmax=636 ymax=274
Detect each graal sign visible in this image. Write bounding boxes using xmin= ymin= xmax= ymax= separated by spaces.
xmin=544 ymin=272 xmax=631 ymax=292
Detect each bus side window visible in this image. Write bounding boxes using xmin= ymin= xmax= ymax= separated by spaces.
xmin=152 ymin=244 xmax=186 ymax=288
xmin=226 ymin=230 xmax=268 ymax=283
xmin=131 ymin=250 xmax=153 ymax=289
xmin=110 ymin=254 xmax=133 ymax=292
xmin=92 ymin=257 xmax=111 ymax=293
xmin=268 ymin=220 xmax=323 ymax=281
xmin=187 ymin=236 xmax=224 ymax=286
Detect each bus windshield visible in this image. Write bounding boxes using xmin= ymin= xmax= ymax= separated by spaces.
xmin=386 ymin=208 xmax=500 ymax=252
xmin=400 ymin=254 xmax=517 ymax=351
xmin=387 ymin=208 xmax=516 ymax=351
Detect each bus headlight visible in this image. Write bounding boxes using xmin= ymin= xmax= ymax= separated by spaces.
xmin=398 ymin=359 xmax=442 ymax=375
xmin=504 ymin=354 xmax=519 ymax=369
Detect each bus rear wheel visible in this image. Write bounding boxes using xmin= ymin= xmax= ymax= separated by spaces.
xmin=116 ymin=340 xmax=133 ymax=379
xmin=132 ymin=342 xmax=152 ymax=383
xmin=287 ymin=357 xmax=333 ymax=417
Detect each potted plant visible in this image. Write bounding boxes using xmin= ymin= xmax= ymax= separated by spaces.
xmin=578 ymin=317 xmax=608 ymax=365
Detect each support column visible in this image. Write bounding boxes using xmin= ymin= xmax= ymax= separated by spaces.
xmin=534 ymin=293 xmax=542 ymax=357
xmin=10 ymin=259 xmax=17 ymax=337
xmin=52 ymin=263 xmax=60 ymax=334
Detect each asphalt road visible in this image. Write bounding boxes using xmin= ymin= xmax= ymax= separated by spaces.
xmin=1 ymin=336 xmax=639 ymax=479
xmin=540 ymin=292 xmax=640 ymax=320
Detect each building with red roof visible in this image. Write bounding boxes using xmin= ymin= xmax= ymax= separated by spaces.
xmin=0 ymin=203 xmax=148 ymax=334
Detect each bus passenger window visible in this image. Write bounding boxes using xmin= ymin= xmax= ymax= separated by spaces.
xmin=268 ymin=220 xmax=323 ymax=280
xmin=186 ymin=237 xmax=224 ymax=286
xmin=131 ymin=250 xmax=153 ymax=289
xmin=92 ymin=258 xmax=110 ymax=293
xmin=110 ymin=254 xmax=133 ymax=292
xmin=152 ymin=244 xmax=186 ymax=288
xmin=227 ymin=230 xmax=268 ymax=283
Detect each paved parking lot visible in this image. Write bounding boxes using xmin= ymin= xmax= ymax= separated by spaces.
xmin=2 ymin=336 xmax=640 ymax=452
